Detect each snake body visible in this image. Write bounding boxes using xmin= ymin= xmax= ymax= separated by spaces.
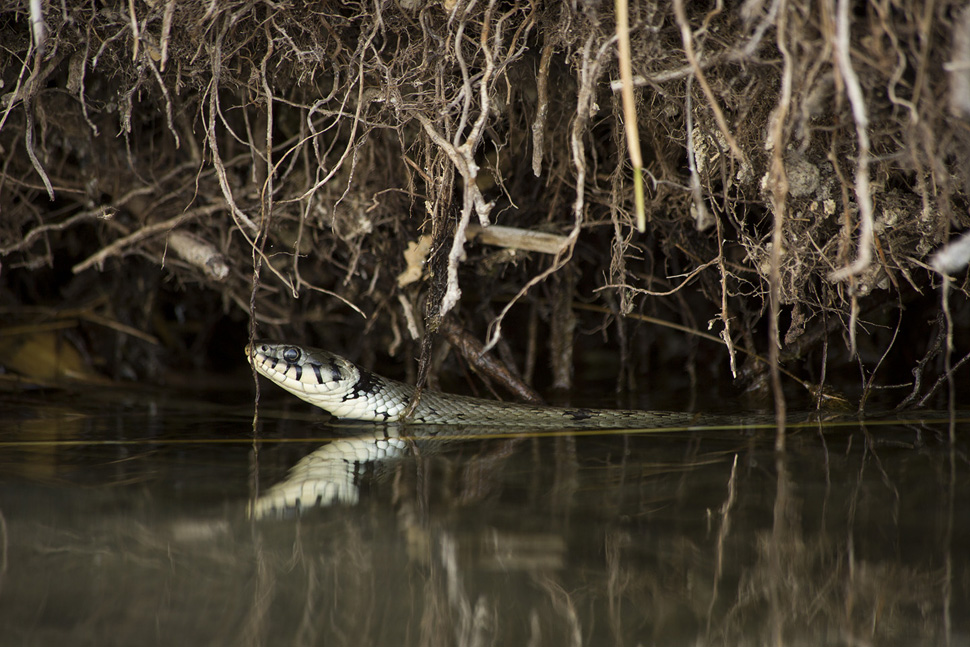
xmin=246 ymin=341 xmax=710 ymax=428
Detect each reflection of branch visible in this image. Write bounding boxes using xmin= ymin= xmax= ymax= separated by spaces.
xmin=707 ymin=454 xmax=739 ymax=637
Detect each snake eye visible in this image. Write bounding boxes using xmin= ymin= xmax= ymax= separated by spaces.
xmin=282 ymin=347 xmax=301 ymax=362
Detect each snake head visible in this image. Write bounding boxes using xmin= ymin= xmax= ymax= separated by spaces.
xmin=246 ymin=340 xmax=401 ymax=421
xmin=247 ymin=340 xmax=358 ymax=396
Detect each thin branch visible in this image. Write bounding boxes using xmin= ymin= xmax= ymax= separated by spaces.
xmin=595 ymin=257 xmax=717 ymax=297
xmin=72 ymin=204 xmax=223 ymax=274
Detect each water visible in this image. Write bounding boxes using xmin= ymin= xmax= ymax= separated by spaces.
xmin=0 ymin=387 xmax=966 ymax=646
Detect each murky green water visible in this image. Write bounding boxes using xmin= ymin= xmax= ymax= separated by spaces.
xmin=0 ymin=388 xmax=967 ymax=646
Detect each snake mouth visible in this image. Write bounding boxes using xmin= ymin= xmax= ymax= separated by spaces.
xmin=245 ymin=341 xmax=297 ymax=366
xmin=245 ymin=344 xmax=275 ymax=376
xmin=244 ymin=342 xmax=267 ymax=361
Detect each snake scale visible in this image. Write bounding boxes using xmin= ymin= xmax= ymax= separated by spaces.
xmin=247 ymin=341 xmax=717 ymax=428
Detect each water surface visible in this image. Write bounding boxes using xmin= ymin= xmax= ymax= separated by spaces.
xmin=0 ymin=388 xmax=966 ymax=646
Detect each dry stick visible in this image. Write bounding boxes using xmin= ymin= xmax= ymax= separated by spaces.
xmin=74 ymin=27 xmax=100 ymax=136
xmin=858 ymin=297 xmax=903 ymax=412
xmin=284 ymin=68 xmax=374 ymax=306
xmin=4 ymin=160 xmax=199 ymax=254
xmin=79 ymin=311 xmax=160 ymax=345
xmin=259 ymin=19 xmax=276 ymax=294
xmin=0 ymin=45 xmax=31 ymax=135
xmin=914 ymin=344 xmax=970 ymax=409
xmin=29 ymin=0 xmax=45 ymax=55
xmin=295 ymin=86 xmax=372 ymax=202
xmin=615 ymin=0 xmax=646 ymax=232
xmin=166 ymin=231 xmax=229 ymax=281
xmin=143 ymin=54 xmax=180 ymax=148
xmin=683 ymin=76 xmax=711 ymax=244
xmin=439 ymin=318 xmax=543 ymax=404
xmin=929 ymin=232 xmax=970 ymax=422
xmin=531 ymin=42 xmax=554 ymax=177
xmin=276 ymin=108 xmax=367 ymax=319
xmin=451 ymin=0 xmax=481 ymax=149
xmin=738 ymin=0 xmax=783 ymax=57
xmin=930 ymin=266 xmax=959 ymax=454
xmin=466 ymin=224 xmax=568 ymax=255
xmin=608 ymin=57 xmax=723 ymax=90
xmin=247 ymin=205 xmax=268 ymax=493
xmin=896 ymin=313 xmax=944 ymax=410
xmin=442 ymin=3 xmax=536 ymax=318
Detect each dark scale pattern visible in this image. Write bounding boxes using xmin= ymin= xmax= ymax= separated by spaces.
xmin=311 ymin=364 xmax=324 ymax=384
xmin=343 ymin=368 xmax=384 ymax=402
xmin=564 ymin=409 xmax=594 ymax=421
xmin=328 ymin=360 xmax=343 ymax=383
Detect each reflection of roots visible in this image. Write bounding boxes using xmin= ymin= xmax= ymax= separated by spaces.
xmin=1 ymin=2 xmax=968 ymax=399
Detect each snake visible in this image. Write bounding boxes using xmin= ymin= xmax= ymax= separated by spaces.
xmin=246 ymin=340 xmax=715 ymax=428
